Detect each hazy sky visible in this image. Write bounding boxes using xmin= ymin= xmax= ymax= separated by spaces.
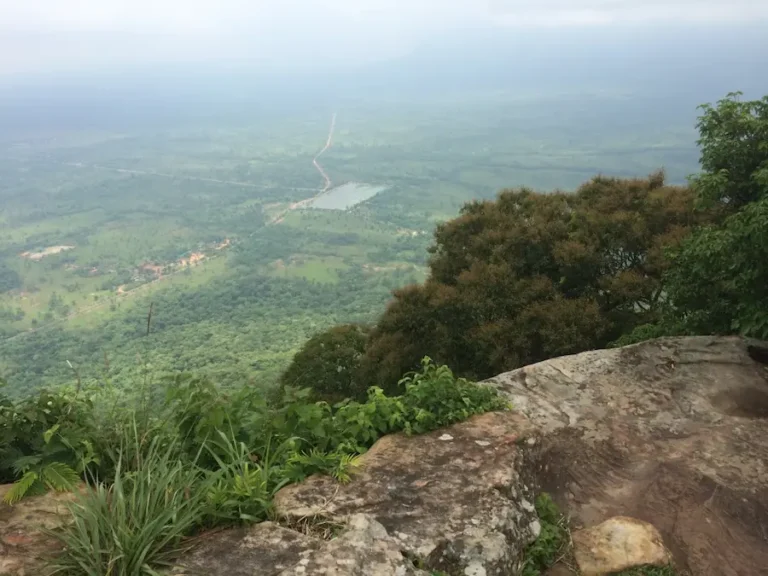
xmin=1 ymin=0 xmax=766 ymax=75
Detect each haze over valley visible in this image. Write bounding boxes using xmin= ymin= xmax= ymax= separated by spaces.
xmin=1 ymin=4 xmax=767 ymax=394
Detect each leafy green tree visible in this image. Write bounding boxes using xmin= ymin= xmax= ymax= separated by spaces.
xmin=360 ymin=174 xmax=696 ymax=389
xmin=663 ymin=198 xmax=768 ymax=337
xmin=656 ymin=93 xmax=768 ymax=339
xmin=279 ymin=324 xmax=371 ymax=402
xmin=691 ymin=92 xmax=768 ymax=213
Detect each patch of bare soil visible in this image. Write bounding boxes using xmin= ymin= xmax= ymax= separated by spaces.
xmin=19 ymin=245 xmax=75 ymax=260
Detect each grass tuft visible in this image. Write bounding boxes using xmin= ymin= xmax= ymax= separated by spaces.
xmin=47 ymin=425 xmax=212 ymax=576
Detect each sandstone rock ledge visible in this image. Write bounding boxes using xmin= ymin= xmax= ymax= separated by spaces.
xmin=2 ymin=336 xmax=767 ymax=576
xmin=0 ymin=485 xmax=73 ymax=575
xmin=486 ymin=335 xmax=768 ymax=576
xmin=273 ymin=410 xmax=541 ymax=576
xmin=173 ymin=406 xmax=543 ymax=576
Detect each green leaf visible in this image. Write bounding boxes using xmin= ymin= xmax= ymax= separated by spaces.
xmin=12 ymin=454 xmax=42 ymax=474
xmin=43 ymin=423 xmax=60 ymax=444
xmin=3 ymin=471 xmax=39 ymax=504
xmin=41 ymin=462 xmax=80 ymax=492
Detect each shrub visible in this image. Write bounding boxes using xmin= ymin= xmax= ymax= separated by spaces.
xmin=279 ymin=324 xmax=370 ymax=402
xmin=7 ymin=359 xmax=507 ymax=573
xmin=398 ymin=358 xmax=508 ymax=435
xmin=0 ymin=388 xmax=99 ymax=502
xmin=48 ymin=428 xmax=213 ymax=576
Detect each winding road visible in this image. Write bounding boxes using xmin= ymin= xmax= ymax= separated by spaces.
xmin=313 ymin=113 xmax=337 ymax=193
xmin=267 ymin=112 xmax=338 ymax=224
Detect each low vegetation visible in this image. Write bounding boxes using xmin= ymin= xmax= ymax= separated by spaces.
xmin=617 ymin=567 xmax=681 ymax=576
xmin=0 ymin=359 xmax=506 ymax=573
xmin=48 ymin=432 xmax=215 ymax=576
xmin=522 ymin=494 xmax=569 ymax=576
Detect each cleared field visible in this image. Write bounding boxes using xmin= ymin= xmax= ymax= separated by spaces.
xmin=265 ymin=256 xmax=349 ymax=284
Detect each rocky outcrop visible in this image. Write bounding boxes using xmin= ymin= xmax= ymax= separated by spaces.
xmin=172 ymin=521 xmax=324 ymax=576
xmin=486 ymin=335 xmax=768 ymax=576
xmin=173 ymin=514 xmax=426 ymax=576
xmin=0 ymin=485 xmax=73 ymax=575
xmin=274 ymin=410 xmax=541 ymax=576
xmin=276 ymin=514 xmax=427 ymax=576
xmin=2 ymin=336 xmax=767 ymax=576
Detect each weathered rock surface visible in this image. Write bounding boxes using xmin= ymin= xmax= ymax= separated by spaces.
xmin=276 ymin=514 xmax=427 ymax=576
xmin=173 ymin=514 xmax=424 ymax=576
xmin=571 ymin=516 xmax=670 ymax=576
xmin=172 ymin=521 xmax=323 ymax=576
xmin=0 ymin=485 xmax=73 ymax=575
xmin=486 ymin=335 xmax=768 ymax=576
xmin=274 ymin=410 xmax=541 ymax=576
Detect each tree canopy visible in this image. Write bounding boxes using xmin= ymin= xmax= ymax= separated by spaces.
xmin=281 ymin=93 xmax=768 ymax=395
xmin=656 ymin=93 xmax=768 ymax=339
xmin=278 ymin=324 xmax=370 ymax=402
xmin=691 ymin=92 xmax=768 ymax=213
xmin=357 ymin=173 xmax=696 ymax=390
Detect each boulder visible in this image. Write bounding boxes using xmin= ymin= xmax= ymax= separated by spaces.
xmin=486 ymin=335 xmax=768 ymax=576
xmin=274 ymin=410 xmax=541 ymax=576
xmin=173 ymin=514 xmax=424 ymax=576
xmin=172 ymin=521 xmax=323 ymax=576
xmin=276 ymin=514 xmax=428 ymax=576
xmin=571 ymin=516 xmax=670 ymax=575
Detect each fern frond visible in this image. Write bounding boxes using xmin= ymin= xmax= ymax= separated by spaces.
xmin=3 ymin=471 xmax=39 ymax=504
xmin=12 ymin=454 xmax=42 ymax=474
xmin=41 ymin=462 xmax=80 ymax=492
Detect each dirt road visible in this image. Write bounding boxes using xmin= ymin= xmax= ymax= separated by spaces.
xmin=312 ymin=113 xmax=336 ymax=192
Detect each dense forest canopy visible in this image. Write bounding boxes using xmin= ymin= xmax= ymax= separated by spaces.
xmin=0 ymin=81 xmax=766 ymax=401
xmin=0 ymin=263 xmax=22 ymax=294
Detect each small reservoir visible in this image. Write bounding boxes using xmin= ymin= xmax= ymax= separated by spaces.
xmin=307 ymin=182 xmax=388 ymax=210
